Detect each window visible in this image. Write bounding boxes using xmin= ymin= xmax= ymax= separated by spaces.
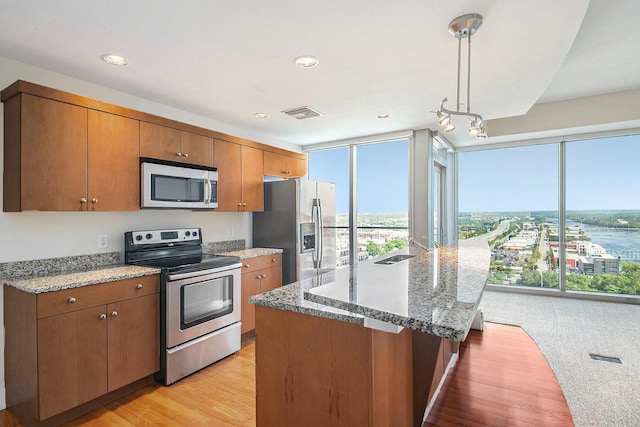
xmin=308 ymin=139 xmax=409 ymax=266
xmin=458 ymin=144 xmax=559 ymax=289
xmin=459 ymin=133 xmax=640 ymax=298
xmin=565 ymin=135 xmax=640 ymax=295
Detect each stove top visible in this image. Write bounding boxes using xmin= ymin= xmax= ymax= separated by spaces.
xmin=159 ymin=255 xmax=241 ymax=275
xmin=124 ymin=227 xmax=241 ymax=276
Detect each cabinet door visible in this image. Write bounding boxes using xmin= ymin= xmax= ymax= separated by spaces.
xmin=107 ymin=294 xmax=160 ymax=391
xmin=21 ymin=94 xmax=88 ymax=211
xmin=88 ymin=110 xmax=140 ymax=211
xmin=288 ymin=156 xmax=307 ymax=178
xmin=260 ymin=258 xmax=283 ymax=293
xmin=241 ymin=272 xmax=261 ymax=334
xmin=180 ymin=131 xmax=214 ymax=167
xmin=263 ymin=151 xmax=289 ymax=178
xmin=37 ymin=306 xmax=107 ymax=420
xmin=214 ymin=140 xmax=243 ymax=211
xmin=139 ymin=121 xmax=182 ymax=163
xmin=241 ymin=145 xmax=264 ymax=212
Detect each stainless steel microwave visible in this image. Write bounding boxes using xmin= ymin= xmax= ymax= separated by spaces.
xmin=141 ymin=161 xmax=218 ymax=209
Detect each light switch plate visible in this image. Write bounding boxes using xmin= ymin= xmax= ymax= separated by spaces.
xmin=98 ymin=234 xmax=108 ymax=249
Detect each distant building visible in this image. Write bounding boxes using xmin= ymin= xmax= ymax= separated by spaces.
xmin=577 ymin=253 xmax=620 ymax=275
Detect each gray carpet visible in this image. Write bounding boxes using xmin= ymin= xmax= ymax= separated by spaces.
xmin=479 ymin=290 xmax=640 ymax=427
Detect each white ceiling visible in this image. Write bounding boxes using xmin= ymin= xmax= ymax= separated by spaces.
xmin=1 ymin=0 xmax=638 ymax=149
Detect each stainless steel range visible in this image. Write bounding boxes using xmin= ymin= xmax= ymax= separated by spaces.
xmin=124 ymin=228 xmax=242 ymax=385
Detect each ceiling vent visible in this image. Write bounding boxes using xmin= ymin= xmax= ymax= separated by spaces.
xmin=282 ymin=106 xmax=323 ymax=120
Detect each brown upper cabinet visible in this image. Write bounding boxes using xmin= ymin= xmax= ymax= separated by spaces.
xmin=3 ymin=93 xmax=139 ymax=212
xmin=213 ymin=140 xmax=264 ymax=212
xmin=139 ymin=122 xmax=214 ymax=168
xmin=263 ymin=151 xmax=307 ymax=178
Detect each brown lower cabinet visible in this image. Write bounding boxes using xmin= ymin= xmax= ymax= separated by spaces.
xmin=4 ymin=275 xmax=160 ymax=425
xmin=240 ymin=253 xmax=282 ymax=334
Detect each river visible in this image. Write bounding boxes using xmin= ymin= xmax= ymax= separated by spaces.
xmin=567 ymin=220 xmax=640 ymax=262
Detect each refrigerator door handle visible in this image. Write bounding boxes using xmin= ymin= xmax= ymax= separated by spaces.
xmin=312 ymin=200 xmax=320 ymax=268
xmin=317 ymin=198 xmax=323 ymax=269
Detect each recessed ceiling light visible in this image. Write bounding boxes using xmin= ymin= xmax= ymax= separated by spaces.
xmin=100 ymin=54 xmax=128 ymax=66
xmin=294 ymin=56 xmax=319 ymax=68
xmin=377 ymin=113 xmax=391 ymax=119
xmin=253 ymin=113 xmax=270 ymax=119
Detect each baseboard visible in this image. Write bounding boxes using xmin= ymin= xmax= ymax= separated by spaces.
xmin=422 ymin=352 xmax=458 ymax=423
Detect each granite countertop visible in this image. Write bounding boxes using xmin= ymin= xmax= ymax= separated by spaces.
xmin=216 ymin=248 xmax=283 ymax=259
xmin=0 ymin=251 xmax=160 ymax=294
xmin=250 ymin=239 xmax=490 ymax=341
xmin=2 ymin=265 xmax=161 ymax=294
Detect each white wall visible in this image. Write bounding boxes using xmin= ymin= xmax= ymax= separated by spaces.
xmin=0 ymin=56 xmax=292 ymax=409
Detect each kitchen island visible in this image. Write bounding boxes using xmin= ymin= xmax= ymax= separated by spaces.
xmin=249 ymin=239 xmax=490 ymax=426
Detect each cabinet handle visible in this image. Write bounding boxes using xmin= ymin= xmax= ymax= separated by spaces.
xmin=183 ymin=153 xmax=189 ymax=158
xmin=237 ymin=203 xmax=243 ymax=207
xmin=68 ymin=297 xmax=76 ymax=304
xmin=136 ymin=284 xmax=143 ymax=289
xmin=80 ymin=198 xmax=87 ymax=204
xmin=111 ymin=311 xmax=118 ymax=317
xmin=244 ymin=264 xmax=250 ymax=268
xmin=256 ymin=275 xmax=262 ymax=279
xmin=272 ymin=258 xmax=276 ymax=262
xmin=176 ymin=152 xmax=182 ymax=157
xmin=92 ymin=198 xmax=98 ymax=204
xmin=262 ymin=274 xmax=267 ymax=279
xmin=242 ymin=203 xmax=247 ymax=206
xmin=99 ymin=314 xmax=107 ymax=320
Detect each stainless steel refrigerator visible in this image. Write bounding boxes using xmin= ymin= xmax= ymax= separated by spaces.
xmin=253 ymin=179 xmax=336 ymax=285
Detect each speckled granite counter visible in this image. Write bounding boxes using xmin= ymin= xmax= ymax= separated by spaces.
xmin=217 ymin=247 xmax=283 ymax=259
xmin=0 ymin=252 xmax=160 ymax=294
xmin=2 ymin=265 xmax=161 ymax=294
xmin=250 ymin=239 xmax=490 ymax=341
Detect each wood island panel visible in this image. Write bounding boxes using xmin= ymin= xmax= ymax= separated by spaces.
xmin=255 ymin=305 xmax=413 ymax=426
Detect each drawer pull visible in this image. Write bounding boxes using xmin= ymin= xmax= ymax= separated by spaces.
xmin=99 ymin=314 xmax=107 ymax=320
xmin=111 ymin=311 xmax=118 ymax=317
xmin=68 ymin=297 xmax=76 ymax=304
xmin=244 ymin=264 xmax=250 ymax=268
xmin=136 ymin=284 xmax=143 ymax=289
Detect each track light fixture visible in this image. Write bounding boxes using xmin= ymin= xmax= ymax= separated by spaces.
xmin=434 ymin=13 xmax=487 ymax=140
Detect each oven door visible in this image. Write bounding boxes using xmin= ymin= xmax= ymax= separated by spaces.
xmin=166 ymin=264 xmax=240 ymax=348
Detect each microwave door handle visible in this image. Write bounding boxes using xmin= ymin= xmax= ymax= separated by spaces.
xmin=204 ymin=179 xmax=211 ymax=204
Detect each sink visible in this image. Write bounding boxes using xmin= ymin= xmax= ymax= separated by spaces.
xmin=374 ymin=254 xmax=415 ymax=265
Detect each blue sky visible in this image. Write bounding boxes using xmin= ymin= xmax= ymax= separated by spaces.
xmin=308 ymin=140 xmax=409 ymax=214
xmin=308 ymin=134 xmax=640 ymax=215
xmin=459 ymin=134 xmax=640 ymax=212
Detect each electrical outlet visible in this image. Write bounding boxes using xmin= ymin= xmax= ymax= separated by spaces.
xmin=98 ymin=234 xmax=108 ymax=249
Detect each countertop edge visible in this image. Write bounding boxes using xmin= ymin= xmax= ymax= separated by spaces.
xmin=2 ymin=266 xmax=162 ymax=294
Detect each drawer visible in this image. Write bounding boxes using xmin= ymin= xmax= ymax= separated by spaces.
xmin=240 ymin=253 xmax=281 ymax=273
xmin=37 ymin=275 xmax=159 ymax=318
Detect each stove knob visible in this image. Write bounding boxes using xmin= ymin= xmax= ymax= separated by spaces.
xmin=135 ymin=235 xmax=143 ymax=241
xmin=145 ymin=233 xmax=153 ymax=240
xmin=193 ymin=231 xmax=198 ymax=237
xmin=185 ymin=231 xmax=191 ymax=237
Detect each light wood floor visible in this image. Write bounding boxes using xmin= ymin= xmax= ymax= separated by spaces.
xmin=0 ymin=323 xmax=573 ymax=426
